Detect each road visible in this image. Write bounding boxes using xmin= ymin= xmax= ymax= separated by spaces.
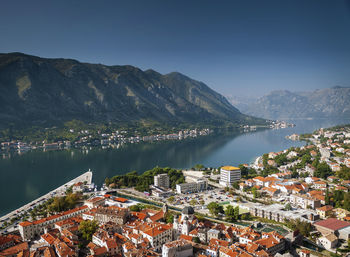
xmin=0 ymin=170 xmax=93 ymax=233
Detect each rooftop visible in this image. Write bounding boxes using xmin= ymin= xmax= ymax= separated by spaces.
xmin=314 ymin=218 xmax=350 ymax=231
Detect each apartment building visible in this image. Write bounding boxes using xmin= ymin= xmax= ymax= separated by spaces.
xmin=154 ymin=174 xmax=170 ymax=189
xmin=219 ymin=166 xmax=241 ymax=187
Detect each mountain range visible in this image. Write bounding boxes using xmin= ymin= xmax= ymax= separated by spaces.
xmin=0 ymin=52 xmax=262 ymax=129
xmin=229 ymin=87 xmax=350 ymax=120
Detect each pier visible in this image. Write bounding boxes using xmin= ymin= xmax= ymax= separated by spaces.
xmin=0 ymin=170 xmax=93 ymax=229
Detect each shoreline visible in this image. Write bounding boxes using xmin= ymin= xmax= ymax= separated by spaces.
xmin=0 ymin=171 xmax=93 ymax=230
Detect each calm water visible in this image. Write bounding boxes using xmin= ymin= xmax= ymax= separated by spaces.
xmin=0 ymin=118 xmax=349 ymax=216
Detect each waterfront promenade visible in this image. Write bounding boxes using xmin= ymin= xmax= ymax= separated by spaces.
xmin=0 ymin=170 xmax=93 ymax=227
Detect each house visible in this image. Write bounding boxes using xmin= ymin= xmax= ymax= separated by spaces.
xmin=312 ymin=181 xmax=327 ymax=190
xmin=290 ymin=194 xmax=321 ymax=209
xmin=305 ymin=177 xmax=320 ymax=184
xmin=267 ymin=160 xmax=277 ymax=167
xmin=316 ymin=233 xmax=338 ymax=250
xmin=162 ymin=239 xmax=193 ymax=257
xmin=314 ymin=218 xmax=350 ymax=240
xmin=72 ymin=182 xmax=84 ymax=193
xmin=329 ymin=163 xmax=341 ymax=172
xmin=316 ymin=205 xmax=333 ymax=219
xmin=85 ymin=197 xmax=105 ymax=208
xmin=287 ymin=151 xmax=298 ymax=160
xmin=327 ymin=176 xmax=337 ymax=182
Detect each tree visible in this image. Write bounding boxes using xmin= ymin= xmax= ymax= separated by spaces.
xmin=165 ymin=212 xmax=174 ymax=224
xmin=79 ymin=220 xmax=99 ymax=242
xmin=285 ymin=219 xmax=312 ymax=237
xmin=193 ymin=164 xmax=205 ymax=171
xmin=232 ymin=182 xmax=239 ymax=190
xmin=343 ymin=192 xmax=350 ymax=211
xmin=239 ymin=165 xmax=249 ymax=178
xmin=234 ymin=206 xmax=240 ymax=220
xmin=251 ymin=187 xmax=259 ymax=199
xmin=225 ymin=205 xmax=235 ymax=222
xmin=207 ymin=202 xmax=224 ymax=217
xmin=190 ymin=199 xmax=198 ymax=206
xmin=199 ymin=200 xmax=205 ymax=205
xmin=284 ymin=203 xmax=292 ymax=211
xmin=315 ymin=162 xmax=332 ymax=179
xmin=325 ymin=188 xmax=330 ymax=205
xmin=193 ymin=237 xmax=201 ymax=244
xmin=167 ymin=196 xmax=175 ymax=204
xmin=130 ymin=204 xmax=145 ymax=212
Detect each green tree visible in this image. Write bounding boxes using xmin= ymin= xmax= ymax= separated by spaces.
xmin=193 ymin=237 xmax=201 ymax=243
xmin=234 ymin=206 xmax=240 ymax=220
xmin=232 ymin=181 xmax=240 ymax=190
xmin=190 ymin=199 xmax=198 ymax=206
xmin=193 ymin=164 xmax=205 ymax=171
xmin=325 ymin=188 xmax=330 ymax=205
xmin=165 ymin=212 xmax=174 ymax=224
xmin=284 ymin=203 xmax=292 ymax=211
xmin=207 ymin=202 xmax=224 ymax=217
xmin=167 ymin=196 xmax=175 ymax=204
xmin=252 ymin=187 xmax=259 ymax=199
xmin=343 ymin=192 xmax=350 ymax=211
xmin=315 ymin=162 xmax=332 ymax=179
xmin=79 ymin=220 xmax=99 ymax=242
xmin=224 ymin=205 xmax=236 ymax=222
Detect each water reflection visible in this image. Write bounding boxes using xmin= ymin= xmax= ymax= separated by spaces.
xmin=0 ymin=118 xmax=349 ymax=216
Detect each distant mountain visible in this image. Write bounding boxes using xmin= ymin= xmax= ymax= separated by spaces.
xmin=234 ymin=87 xmax=350 ymax=120
xmin=0 ymin=52 xmax=262 ymax=128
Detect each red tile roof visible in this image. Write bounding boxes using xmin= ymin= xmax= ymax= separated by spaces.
xmin=314 ymin=218 xmax=350 ymax=231
xmin=115 ymin=197 xmax=128 ymax=203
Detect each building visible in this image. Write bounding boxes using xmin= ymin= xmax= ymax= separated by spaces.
xmin=316 ymin=234 xmax=338 ymax=250
xmin=219 ymin=166 xmax=241 ymax=187
xmin=314 ymin=218 xmax=350 ymax=240
xmin=19 ymin=206 xmax=88 ymax=241
xmin=176 ymin=179 xmax=207 ymax=194
xmin=94 ymin=206 xmax=129 ymax=225
xmin=162 ymin=239 xmax=193 ymax=257
xmin=289 ymin=194 xmax=321 ymax=209
xmin=154 ymin=174 xmax=170 ymax=189
xmin=316 ymin=205 xmax=333 ymax=219
xmin=249 ymin=203 xmax=318 ymax=223
xmin=139 ymin=223 xmax=173 ymax=252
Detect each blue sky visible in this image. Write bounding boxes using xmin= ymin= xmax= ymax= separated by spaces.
xmin=1 ymin=0 xmax=350 ymax=97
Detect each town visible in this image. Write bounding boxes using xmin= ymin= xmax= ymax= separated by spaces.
xmin=0 ymin=120 xmax=294 ymax=159
xmin=0 ymin=124 xmax=350 ymax=257
xmin=0 ymin=128 xmax=212 ymax=158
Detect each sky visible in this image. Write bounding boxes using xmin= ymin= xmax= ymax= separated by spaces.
xmin=1 ymin=0 xmax=350 ymax=97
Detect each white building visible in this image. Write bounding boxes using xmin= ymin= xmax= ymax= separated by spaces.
xmin=154 ymin=174 xmax=170 ymax=189
xmin=219 ymin=166 xmax=241 ymax=187
xmin=19 ymin=206 xmax=88 ymax=241
xmin=176 ymin=179 xmax=207 ymax=194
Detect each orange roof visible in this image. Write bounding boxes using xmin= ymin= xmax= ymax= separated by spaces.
xmin=115 ymin=197 xmax=128 ymax=203
xmin=222 ymin=166 xmax=240 ymax=171
xmin=179 ymin=234 xmax=193 ymax=241
xmin=0 ymin=242 xmax=28 ymax=256
xmin=20 ymin=205 xmax=88 ymax=228
xmin=41 ymin=233 xmax=57 ymax=245
xmin=317 ymin=205 xmax=333 ymax=212
xmin=19 ymin=221 xmax=32 ymax=227
xmin=149 ymin=211 xmax=164 ymax=222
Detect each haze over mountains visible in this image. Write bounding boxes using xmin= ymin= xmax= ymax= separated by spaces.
xmin=0 ymin=52 xmax=261 ymax=128
xmin=230 ymin=87 xmax=350 ymax=120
